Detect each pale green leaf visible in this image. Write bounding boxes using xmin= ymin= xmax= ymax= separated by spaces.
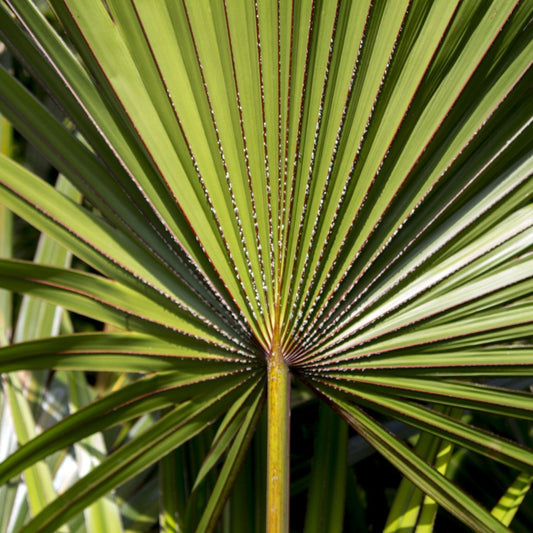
xmin=491 ymin=472 xmax=532 ymax=526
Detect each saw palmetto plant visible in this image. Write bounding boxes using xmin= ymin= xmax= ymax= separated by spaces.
xmin=0 ymin=0 xmax=532 ymax=531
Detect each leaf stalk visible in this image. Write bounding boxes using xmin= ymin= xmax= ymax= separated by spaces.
xmin=266 ymin=324 xmax=290 ymax=533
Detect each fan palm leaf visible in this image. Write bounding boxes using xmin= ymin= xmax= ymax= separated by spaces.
xmin=0 ymin=0 xmax=532 ymax=531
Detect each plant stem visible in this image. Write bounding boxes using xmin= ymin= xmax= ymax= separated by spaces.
xmin=266 ymin=330 xmax=290 ymax=533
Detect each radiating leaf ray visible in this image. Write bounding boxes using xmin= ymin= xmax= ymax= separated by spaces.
xmin=106 ymin=0 xmax=265 ymax=326
xmin=312 ymin=383 xmax=511 ymax=533
xmin=0 ymin=332 xmax=251 ymax=374
xmin=290 ymin=202 xmax=533 ymax=364
xmin=2 ymin=0 xmax=252 ymax=334
xmin=44 ymin=0 xmax=270 ymax=345
xmin=0 ymin=76 xmax=251 ymax=345
xmin=325 ymin=347 xmax=533 ymax=378
xmin=18 ymin=373 xmax=260 ymax=533
xmin=292 ymin=7 xmax=532 ymax=355
xmin=290 ymin=0 xmax=459 ymax=342
xmin=0 ymin=369 xmax=258 ymax=489
xmin=284 ymin=0 xmax=371 ymax=343
xmin=283 ymin=0 xmax=343 ymax=333
xmin=326 ymin=235 xmax=533 ymax=358
xmin=310 ymin=377 xmax=533 ymax=474
xmin=281 ymin=0 xmax=411 ymax=337
xmin=190 ymin=381 xmax=265 ymax=532
xmin=0 ymin=258 xmax=253 ymax=355
xmin=175 ymin=0 xmax=270 ymax=333
xmin=319 ymin=0 xmax=520 ymax=291
xmin=296 ymin=92 xmax=533 ymax=353
xmin=318 ymin=375 xmax=533 ymax=420
xmin=278 ymin=0 xmax=313 ymax=319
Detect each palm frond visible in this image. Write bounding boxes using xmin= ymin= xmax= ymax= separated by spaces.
xmin=0 ymin=0 xmax=532 ymax=531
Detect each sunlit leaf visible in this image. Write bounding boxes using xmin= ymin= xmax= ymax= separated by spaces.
xmin=0 ymin=0 xmax=531 ymax=531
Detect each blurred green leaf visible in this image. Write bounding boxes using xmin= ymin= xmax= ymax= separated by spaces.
xmin=492 ymin=472 xmax=533 ymax=527
xmin=303 ymin=402 xmax=347 ymax=533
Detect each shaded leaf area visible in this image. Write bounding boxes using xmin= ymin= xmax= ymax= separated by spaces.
xmin=0 ymin=0 xmax=531 ymax=531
